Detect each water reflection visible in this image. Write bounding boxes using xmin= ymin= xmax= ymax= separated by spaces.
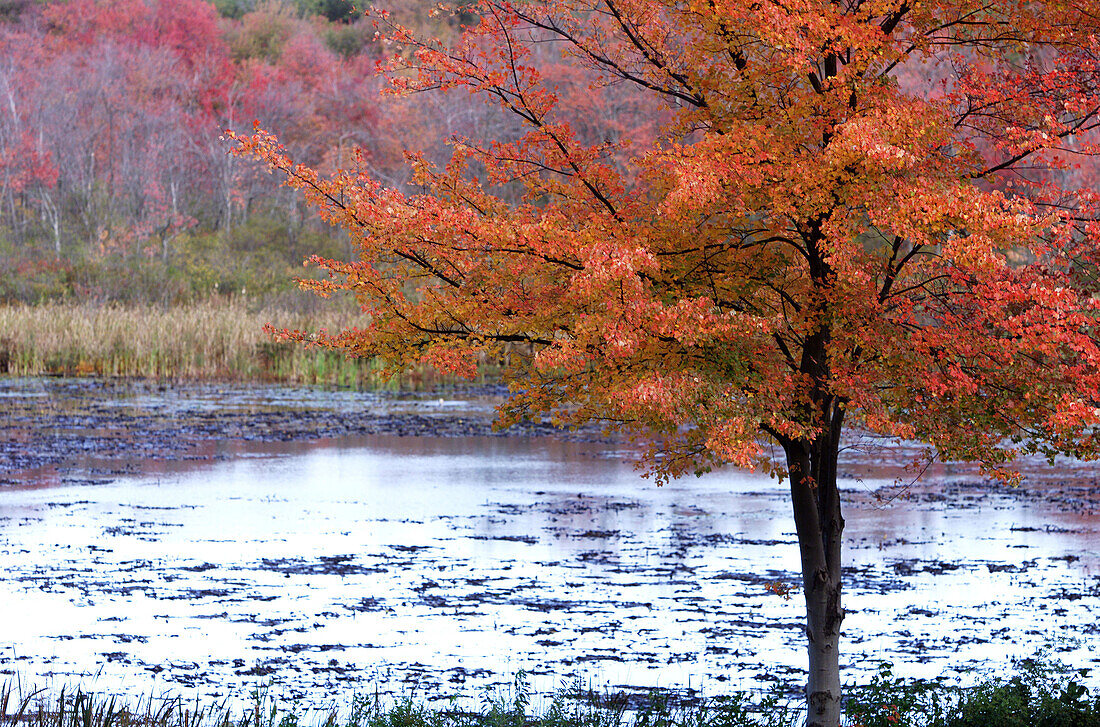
xmin=0 ymin=434 xmax=1098 ymax=709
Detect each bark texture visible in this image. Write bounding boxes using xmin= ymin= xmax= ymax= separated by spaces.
xmin=785 ymin=412 xmax=845 ymax=727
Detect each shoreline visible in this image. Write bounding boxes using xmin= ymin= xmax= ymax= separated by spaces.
xmin=6 ymin=376 xmax=1100 ymax=512
xmin=0 ymin=376 xmax=607 ymax=488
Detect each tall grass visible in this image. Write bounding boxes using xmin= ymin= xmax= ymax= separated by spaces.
xmin=0 ymin=300 xmax=493 ymax=389
xmin=0 ymin=675 xmax=798 ymax=727
xmin=3 ymin=658 xmax=1098 ymax=727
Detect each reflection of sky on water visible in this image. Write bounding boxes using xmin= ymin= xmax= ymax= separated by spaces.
xmin=1 ymin=433 xmax=1098 ymax=709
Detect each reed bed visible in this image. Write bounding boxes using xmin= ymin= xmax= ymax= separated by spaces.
xmin=0 ymin=300 xmax=443 ymax=389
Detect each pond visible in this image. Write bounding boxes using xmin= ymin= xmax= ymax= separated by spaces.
xmin=1 ymin=380 xmax=1099 ymax=708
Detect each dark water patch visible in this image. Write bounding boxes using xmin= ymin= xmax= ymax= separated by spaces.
xmin=1 ymin=378 xmax=610 ymax=486
xmin=468 ymin=534 xmax=539 ymax=544
xmin=258 ymin=556 xmax=388 ymax=577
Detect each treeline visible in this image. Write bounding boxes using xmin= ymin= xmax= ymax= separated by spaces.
xmin=4 ymin=1 xmax=1098 ymax=310
xmin=0 ymin=0 xmax=503 ymax=305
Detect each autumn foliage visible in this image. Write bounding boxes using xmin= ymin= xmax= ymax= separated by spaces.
xmin=0 ymin=0 xmax=501 ymax=302
xmin=230 ymin=1 xmax=1100 ymax=724
xmin=234 ymin=1 xmax=1100 ymax=481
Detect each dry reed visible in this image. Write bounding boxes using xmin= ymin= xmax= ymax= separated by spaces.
xmin=0 ymin=300 xmax=387 ymax=387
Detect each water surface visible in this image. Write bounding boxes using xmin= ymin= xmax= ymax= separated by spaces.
xmin=2 ymin=409 xmax=1099 ymax=707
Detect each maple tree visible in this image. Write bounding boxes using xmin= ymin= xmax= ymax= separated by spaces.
xmin=229 ymin=1 xmax=1100 ymax=725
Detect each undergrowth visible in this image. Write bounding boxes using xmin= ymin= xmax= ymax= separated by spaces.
xmin=844 ymin=656 xmax=1100 ymax=727
xmin=2 ymin=659 xmax=1098 ymax=727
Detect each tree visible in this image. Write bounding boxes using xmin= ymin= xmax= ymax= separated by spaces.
xmin=229 ymin=2 xmax=1100 ymax=725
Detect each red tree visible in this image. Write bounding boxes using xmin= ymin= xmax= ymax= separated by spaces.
xmin=231 ymin=2 xmax=1100 ymax=725
xmin=0 ymin=0 xmax=400 ymax=275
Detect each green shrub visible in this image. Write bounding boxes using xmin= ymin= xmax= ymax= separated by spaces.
xmin=844 ymin=662 xmax=951 ymax=727
xmin=844 ymin=656 xmax=1100 ymax=727
xmin=944 ymin=659 xmax=1100 ymax=727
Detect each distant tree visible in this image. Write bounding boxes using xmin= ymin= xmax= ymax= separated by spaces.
xmin=228 ymin=0 xmax=299 ymax=61
xmin=0 ymin=0 xmax=32 ymax=22
xmin=233 ymin=2 xmax=1100 ymax=724
xmin=0 ymin=25 xmax=57 ymax=247
xmin=305 ymin=0 xmax=357 ymax=23
xmin=212 ymin=0 xmax=254 ymax=19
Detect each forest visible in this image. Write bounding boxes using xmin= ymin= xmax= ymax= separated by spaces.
xmin=6 ymin=0 xmax=1096 ymax=313
xmin=0 ymin=0 xmax=652 ymax=380
xmin=0 ymin=0 xmax=515 ymax=306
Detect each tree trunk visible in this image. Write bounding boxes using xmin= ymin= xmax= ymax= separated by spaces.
xmin=786 ymin=413 xmax=845 ymax=727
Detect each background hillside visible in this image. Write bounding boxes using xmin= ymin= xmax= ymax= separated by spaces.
xmin=0 ymin=0 xmax=499 ymax=307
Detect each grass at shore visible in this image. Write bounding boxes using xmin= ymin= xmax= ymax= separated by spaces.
xmin=1 ymin=676 xmax=787 ymax=727
xmin=0 ymin=300 xmax=487 ymax=389
xmin=2 ymin=660 xmax=1099 ymax=727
